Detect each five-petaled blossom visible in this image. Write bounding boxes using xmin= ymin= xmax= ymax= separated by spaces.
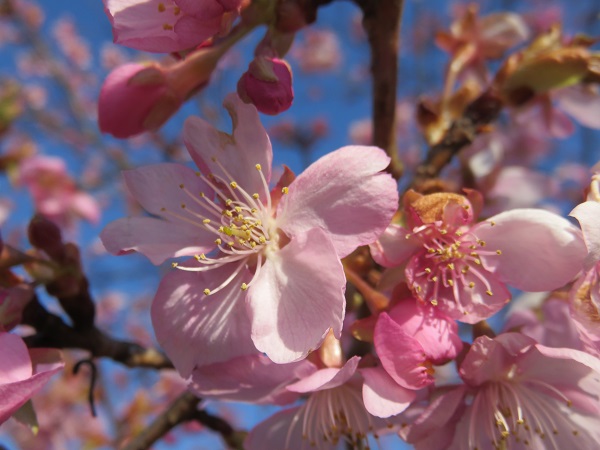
xmin=101 ymin=93 xmax=399 ymax=369
xmin=370 ymin=190 xmax=586 ymax=323
xmin=245 ymin=356 xmax=414 ymax=450
xmin=402 ymin=333 xmax=600 ymax=449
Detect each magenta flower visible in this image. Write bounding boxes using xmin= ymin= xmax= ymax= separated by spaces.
xmin=0 ymin=332 xmax=64 ymax=426
xmin=101 ymin=93 xmax=398 ymax=367
xmin=103 ymin=0 xmax=240 ymax=53
xmin=374 ymin=297 xmax=462 ymax=390
xmin=370 ymin=192 xmax=586 ymax=323
xmin=245 ymin=357 xmax=414 ymax=450
xmin=237 ymin=57 xmax=294 ymax=115
xmin=403 ymin=333 xmax=600 ymax=449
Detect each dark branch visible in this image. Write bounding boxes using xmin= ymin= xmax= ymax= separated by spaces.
xmin=121 ymin=391 xmax=246 ymax=450
xmin=21 ymin=295 xmax=173 ymax=370
xmin=410 ymin=88 xmax=505 ymax=190
xmin=357 ymin=0 xmax=405 ymax=179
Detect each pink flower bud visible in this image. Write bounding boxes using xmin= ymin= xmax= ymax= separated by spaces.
xmin=98 ymin=63 xmax=181 ymax=138
xmin=237 ymin=57 xmax=294 ymax=115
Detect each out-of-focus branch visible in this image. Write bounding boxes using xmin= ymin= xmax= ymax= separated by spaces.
xmin=410 ymin=88 xmax=504 ymax=191
xmin=357 ymin=0 xmax=404 ymax=179
xmin=122 ymin=391 xmax=246 ymax=450
xmin=21 ymin=295 xmax=173 ymax=369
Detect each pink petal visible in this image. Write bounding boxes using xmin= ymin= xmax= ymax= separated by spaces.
xmin=374 ymin=313 xmax=433 ymax=390
xmin=183 ymin=93 xmax=273 ymax=197
xmin=244 ymin=407 xmax=304 ymax=450
xmin=122 ymin=163 xmax=214 ymax=220
xmin=190 ymin=354 xmax=316 ymax=405
xmin=0 ymin=333 xmax=32 ymax=383
xmin=277 ymin=145 xmax=399 ymax=258
xmin=104 ymin=0 xmax=212 ymax=52
xmin=247 ymin=228 xmax=346 ymax=364
xmin=287 ymin=356 xmax=360 ymax=393
xmin=361 ymin=366 xmax=416 ymax=417
xmin=101 ymin=217 xmax=212 ymax=265
xmin=570 ymin=201 xmax=600 ymax=270
xmin=472 ymin=209 xmax=586 ymax=291
xmin=556 ymin=85 xmax=600 ymax=129
xmin=387 ymin=300 xmax=462 ymax=364
xmin=151 ymin=264 xmax=256 ymax=376
xmin=369 ymin=224 xmax=419 ymax=268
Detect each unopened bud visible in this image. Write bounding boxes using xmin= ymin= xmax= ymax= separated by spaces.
xmin=237 ymin=57 xmax=294 ymax=115
xmin=28 ymin=215 xmax=64 ymax=261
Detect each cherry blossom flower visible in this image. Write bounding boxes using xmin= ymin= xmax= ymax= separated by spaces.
xmin=370 ymin=191 xmax=586 ymax=323
xmin=402 ymin=333 xmax=600 ymax=450
xmin=0 ymin=332 xmax=64 ymax=426
xmin=103 ymin=0 xmax=241 ymax=53
xmin=245 ymin=357 xmax=413 ymax=450
xmin=101 ymin=93 xmax=398 ymax=366
xmin=16 ymin=155 xmax=100 ymax=228
xmin=569 ymin=201 xmax=600 ymax=356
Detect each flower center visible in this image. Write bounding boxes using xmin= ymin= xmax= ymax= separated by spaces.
xmin=407 ymin=222 xmax=503 ymax=313
xmin=163 ymin=160 xmax=288 ymax=296
xmin=156 ymin=1 xmax=182 ymax=32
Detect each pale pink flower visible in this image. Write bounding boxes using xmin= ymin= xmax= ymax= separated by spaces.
xmin=103 ymin=0 xmax=240 ymax=53
xmin=568 ymin=201 xmax=600 ymax=356
xmin=292 ymin=29 xmax=342 ymax=73
xmin=245 ymin=357 xmax=413 ymax=450
xmin=370 ymin=192 xmax=586 ymax=323
xmin=237 ymin=57 xmax=294 ymax=115
xmin=16 ymin=155 xmax=100 ymax=227
xmin=0 ymin=332 xmax=64 ymax=425
xmin=402 ymin=333 xmax=600 ymax=450
xmin=374 ymin=297 xmax=462 ymax=390
xmin=101 ymin=93 xmax=398 ymax=367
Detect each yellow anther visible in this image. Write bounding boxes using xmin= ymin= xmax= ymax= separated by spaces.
xmin=255 ymin=164 xmax=262 ymax=171
xmin=486 ymin=290 xmax=493 ymax=296
xmin=203 ymin=289 xmax=211 ymax=295
xmin=211 ymin=156 xmax=217 ymax=162
xmin=160 ymin=207 xmax=166 ymax=211
xmin=424 ymin=268 xmax=432 ymax=273
xmin=226 ymin=199 xmax=233 ymax=206
xmin=224 ymin=210 xmax=233 ymax=217
xmin=173 ymin=6 xmax=180 ymax=14
xmin=158 ymin=2 xmax=166 ymax=12
xmin=171 ymin=262 xmax=178 ymax=268
xmin=250 ymin=242 xmax=257 ymax=248
xmin=215 ymin=238 xmax=222 ymax=245
xmin=218 ymin=226 xmax=224 ymax=233
xmin=179 ymin=183 xmax=184 ymax=188
xmin=235 ymin=206 xmax=242 ymax=213
xmin=251 ymin=208 xmax=257 ymax=213
xmin=202 ymin=219 xmax=210 ymax=224
xmin=447 ymin=263 xmax=455 ymax=270
xmin=474 ymin=258 xmax=481 ymax=265
xmin=259 ymin=236 xmax=266 ymax=244
xmin=431 ymin=299 xmax=438 ymax=306
xmin=405 ymin=233 xmax=411 ymax=239
xmin=415 ymin=286 xmax=422 ymax=293
xmin=490 ymin=221 xmax=496 ymax=226
xmin=282 ymin=186 xmax=289 ymax=194
xmin=440 ymin=229 xmax=447 ymax=235
xmin=230 ymin=181 xmax=238 ymax=189
xmin=470 ymin=252 xmax=478 ymax=257
xmin=496 ymin=250 xmax=502 ymax=255
xmin=463 ymin=205 xmax=470 ymax=210
xmin=241 ymin=283 xmax=248 ymax=291
xmin=455 ymin=231 xmax=463 ymax=236
xmin=252 ymin=193 xmax=259 ymax=199
xmin=468 ymin=282 xmax=475 ymax=288
xmin=428 ymin=248 xmax=436 ymax=253
xmin=478 ymin=240 xmax=486 ymax=247
xmin=199 ymin=192 xmax=205 ymax=197
xmin=227 ymin=241 xmax=235 ymax=247
xmin=431 ymin=276 xmax=438 ymax=282
xmin=448 ymin=280 xmax=454 ymax=287
xmin=163 ymin=23 xmax=173 ymax=30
